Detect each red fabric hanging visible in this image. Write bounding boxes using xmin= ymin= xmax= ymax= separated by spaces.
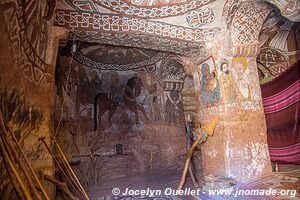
xmin=261 ymin=60 xmax=300 ymax=164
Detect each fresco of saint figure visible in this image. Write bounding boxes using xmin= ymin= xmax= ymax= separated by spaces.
xmin=219 ymin=61 xmax=237 ymax=104
xmin=199 ymin=63 xmax=220 ymax=107
xmin=90 ymin=70 xmax=102 ymax=103
xmin=231 ymin=57 xmax=251 ymax=101
xmin=152 ymin=96 xmax=162 ymax=121
xmin=76 ymin=67 xmax=91 ymax=105
xmin=165 ymin=90 xmax=184 ymax=126
xmin=110 ymin=72 xmax=124 ymax=104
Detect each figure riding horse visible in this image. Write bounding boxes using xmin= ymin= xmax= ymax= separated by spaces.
xmin=93 ymin=76 xmax=150 ymax=131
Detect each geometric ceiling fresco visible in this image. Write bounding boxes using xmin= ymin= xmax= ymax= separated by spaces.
xmin=64 ymin=0 xmax=218 ymax=18
xmin=53 ymin=0 xmax=300 ymax=84
xmin=80 ymin=43 xmax=164 ymax=64
xmin=73 ymin=42 xmax=169 ymax=70
xmin=54 ymin=0 xmax=224 ymax=57
xmin=264 ymin=0 xmax=300 ymax=22
xmin=257 ymin=9 xmax=300 ymax=84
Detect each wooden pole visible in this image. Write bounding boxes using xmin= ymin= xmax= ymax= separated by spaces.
xmin=39 ymin=137 xmax=82 ymax=198
xmin=0 ymin=134 xmax=32 ymax=200
xmin=44 ymin=175 xmax=79 ymax=200
xmin=178 ymin=116 xmax=219 ymax=190
xmin=54 ymin=141 xmax=90 ymax=200
xmin=0 ymin=112 xmax=33 ymax=200
xmin=178 ymin=135 xmax=203 ymax=190
xmin=186 ymin=121 xmax=198 ymax=188
xmin=7 ymin=127 xmax=50 ymax=200
xmin=1 ymin=133 xmax=43 ymax=200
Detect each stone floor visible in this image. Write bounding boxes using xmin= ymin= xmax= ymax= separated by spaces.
xmin=87 ymin=166 xmax=194 ymax=200
xmin=197 ymin=165 xmax=300 ymax=200
xmin=86 ymin=165 xmax=300 ymax=200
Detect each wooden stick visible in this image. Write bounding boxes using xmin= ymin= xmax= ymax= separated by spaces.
xmin=89 ymin=153 xmax=97 ymax=185
xmin=186 ymin=122 xmax=198 ymax=188
xmin=44 ymin=175 xmax=79 ymax=200
xmin=55 ymin=146 xmax=86 ymax=197
xmin=0 ymin=112 xmax=32 ymax=200
xmin=0 ymin=134 xmax=32 ymax=200
xmin=178 ymin=135 xmax=203 ymax=190
xmin=7 ymin=127 xmax=50 ymax=200
xmin=1 ymin=133 xmax=43 ymax=200
xmin=39 ymin=137 xmax=82 ymax=198
xmin=54 ymin=141 xmax=90 ymax=200
xmin=188 ymin=155 xmax=198 ymax=188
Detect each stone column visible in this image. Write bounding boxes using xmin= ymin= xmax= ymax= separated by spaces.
xmin=189 ymin=1 xmax=273 ymax=182
xmin=192 ymin=53 xmax=272 ymax=181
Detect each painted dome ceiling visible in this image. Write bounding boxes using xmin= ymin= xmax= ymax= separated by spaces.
xmin=116 ymin=0 xmax=199 ymax=6
xmin=73 ymin=43 xmax=169 ymax=70
xmin=79 ymin=43 xmax=167 ymax=65
xmin=257 ymin=8 xmax=300 ymax=84
xmin=54 ymin=0 xmax=300 ymax=83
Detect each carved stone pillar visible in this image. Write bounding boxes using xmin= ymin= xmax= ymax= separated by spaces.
xmin=192 ymin=54 xmax=272 ymax=181
xmin=190 ymin=1 xmax=273 ymax=182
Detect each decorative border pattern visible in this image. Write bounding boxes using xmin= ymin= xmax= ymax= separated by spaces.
xmin=264 ymin=0 xmax=300 ymax=22
xmin=54 ymin=10 xmax=221 ymax=43
xmin=257 ymin=47 xmax=290 ymax=77
xmin=65 ymin=0 xmax=217 ymax=18
xmin=186 ymin=7 xmax=215 ymax=28
xmin=72 ymin=49 xmax=168 ymax=70
xmin=2 ymin=0 xmax=51 ymax=87
xmin=69 ymin=31 xmax=208 ymax=56
xmin=231 ymin=1 xmax=271 ymax=45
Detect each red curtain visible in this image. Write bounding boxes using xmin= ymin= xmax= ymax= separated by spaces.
xmin=261 ymin=60 xmax=300 ymax=164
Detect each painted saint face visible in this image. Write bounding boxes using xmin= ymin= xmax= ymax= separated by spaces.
xmin=201 ymin=64 xmax=210 ymax=76
xmin=221 ymin=63 xmax=229 ymax=74
xmin=235 ymin=62 xmax=245 ymax=74
xmin=170 ymin=91 xmax=179 ymax=102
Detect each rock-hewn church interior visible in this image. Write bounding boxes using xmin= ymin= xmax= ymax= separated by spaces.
xmin=0 ymin=0 xmax=299 ymax=199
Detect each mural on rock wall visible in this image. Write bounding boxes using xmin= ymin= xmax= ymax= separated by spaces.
xmin=258 ymin=9 xmax=300 ymax=84
xmin=185 ymin=7 xmax=215 ymax=28
xmin=64 ymin=0 xmax=218 ymax=18
xmin=0 ymin=87 xmax=44 ymax=144
xmin=219 ymin=59 xmax=237 ymax=104
xmin=164 ymin=90 xmax=185 ymax=126
xmin=193 ymin=56 xmax=262 ymax=111
xmin=231 ymin=57 xmax=251 ymax=101
xmin=193 ymin=57 xmax=220 ymax=107
xmin=0 ymin=87 xmax=44 ymax=198
xmin=1 ymin=0 xmax=54 ymax=87
xmin=231 ymin=1 xmax=271 ymax=46
xmin=160 ymin=56 xmax=186 ymax=126
xmin=94 ymin=75 xmax=151 ymax=130
xmin=54 ymin=0 xmax=221 ymax=57
xmin=264 ymin=0 xmax=300 ymax=22
xmin=54 ymin=43 xmax=187 ymax=184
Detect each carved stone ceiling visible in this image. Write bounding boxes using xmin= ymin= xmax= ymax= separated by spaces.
xmin=54 ymin=0 xmax=300 ymax=81
xmin=71 ymin=42 xmax=170 ymax=71
xmin=54 ymin=0 xmax=227 ymax=57
xmin=257 ymin=8 xmax=300 ymax=84
xmin=80 ymin=43 xmax=164 ymax=64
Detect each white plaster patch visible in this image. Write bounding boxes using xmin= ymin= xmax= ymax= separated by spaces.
xmin=225 ymin=131 xmax=234 ymax=178
xmin=245 ymin=142 xmax=269 ymax=177
xmin=208 ymin=147 xmax=217 ymax=158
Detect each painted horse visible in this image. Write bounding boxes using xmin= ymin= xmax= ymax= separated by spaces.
xmin=93 ymin=76 xmax=150 ymax=131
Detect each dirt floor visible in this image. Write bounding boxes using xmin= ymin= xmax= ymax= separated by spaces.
xmin=86 ymin=165 xmax=300 ymax=200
